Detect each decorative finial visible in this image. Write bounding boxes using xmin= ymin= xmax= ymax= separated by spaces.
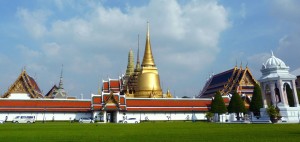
xmin=271 ymin=50 xmax=274 ymax=57
xmin=135 ymin=34 xmax=141 ymax=70
xmin=147 ymin=21 xmax=150 ymax=38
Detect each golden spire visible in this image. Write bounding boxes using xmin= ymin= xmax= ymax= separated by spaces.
xmin=135 ymin=22 xmax=162 ymax=98
xmin=135 ymin=34 xmax=141 ymax=71
xmin=142 ymin=22 xmax=156 ymax=67
xmin=125 ymin=49 xmax=134 ymax=76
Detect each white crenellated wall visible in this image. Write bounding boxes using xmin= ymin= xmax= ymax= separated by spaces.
xmin=0 ymin=112 xmax=92 ymax=122
xmin=93 ymin=111 xmax=207 ymax=123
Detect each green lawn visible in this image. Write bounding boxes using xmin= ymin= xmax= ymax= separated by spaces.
xmin=0 ymin=121 xmax=300 ymax=142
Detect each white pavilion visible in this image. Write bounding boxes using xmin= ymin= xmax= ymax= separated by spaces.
xmin=259 ymin=52 xmax=300 ymax=123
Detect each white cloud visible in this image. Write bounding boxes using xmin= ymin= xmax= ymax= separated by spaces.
xmin=270 ymin=0 xmax=300 ymax=70
xmin=42 ymin=42 xmax=61 ymax=57
xmin=17 ymin=44 xmax=41 ymax=58
xmin=13 ymin=0 xmax=230 ymax=97
xmin=16 ymin=8 xmax=50 ymax=39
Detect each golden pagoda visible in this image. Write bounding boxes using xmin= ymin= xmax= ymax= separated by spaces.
xmin=134 ymin=22 xmax=163 ymax=98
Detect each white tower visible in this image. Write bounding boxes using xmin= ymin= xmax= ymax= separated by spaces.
xmin=259 ymin=52 xmax=300 ymax=123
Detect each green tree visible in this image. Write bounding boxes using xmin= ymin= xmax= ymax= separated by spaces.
xmin=249 ymin=83 xmax=263 ymax=117
xmin=210 ymin=91 xmax=227 ymax=114
xmin=286 ymin=85 xmax=295 ymax=107
xmin=227 ymin=92 xmax=246 ymax=120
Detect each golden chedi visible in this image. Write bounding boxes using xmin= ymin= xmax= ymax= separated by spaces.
xmin=135 ymin=22 xmax=163 ymax=98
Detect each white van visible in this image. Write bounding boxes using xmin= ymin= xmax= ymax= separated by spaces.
xmin=13 ymin=116 xmax=35 ymax=123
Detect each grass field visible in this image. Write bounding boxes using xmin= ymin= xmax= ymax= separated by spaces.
xmin=0 ymin=121 xmax=300 ymax=142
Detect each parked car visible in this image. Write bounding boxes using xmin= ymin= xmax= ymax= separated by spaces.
xmin=13 ymin=116 xmax=35 ymax=123
xmin=79 ymin=118 xmax=94 ymax=123
xmin=123 ymin=118 xmax=140 ymax=123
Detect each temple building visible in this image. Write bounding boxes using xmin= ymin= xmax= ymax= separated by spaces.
xmin=199 ymin=65 xmax=257 ymax=101
xmin=91 ymin=23 xmax=219 ymax=123
xmin=2 ymin=69 xmax=43 ymax=99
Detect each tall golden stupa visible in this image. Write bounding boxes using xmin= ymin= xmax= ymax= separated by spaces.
xmin=134 ymin=22 xmax=163 ymax=98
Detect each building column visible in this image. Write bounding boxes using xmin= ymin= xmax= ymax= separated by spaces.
xmin=270 ymin=83 xmax=276 ymax=106
xmin=292 ymin=80 xmax=300 ymax=107
xmin=116 ymin=111 xmax=120 ymax=123
xmin=261 ymin=82 xmax=268 ymax=108
xmin=282 ymin=83 xmax=289 ymax=106
xmin=103 ymin=111 xmax=107 ymax=123
xmin=277 ymin=80 xmax=288 ymax=107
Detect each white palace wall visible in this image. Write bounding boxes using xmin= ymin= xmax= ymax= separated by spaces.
xmin=93 ymin=111 xmax=207 ymax=123
xmin=0 ymin=112 xmax=92 ymax=122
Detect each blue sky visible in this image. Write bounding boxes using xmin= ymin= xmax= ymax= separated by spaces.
xmin=0 ymin=0 xmax=299 ymax=98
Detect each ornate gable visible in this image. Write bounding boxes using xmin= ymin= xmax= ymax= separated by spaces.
xmin=102 ymin=91 xmax=120 ymax=110
xmin=2 ymin=70 xmax=43 ymax=99
xmin=239 ymin=67 xmax=257 ymax=86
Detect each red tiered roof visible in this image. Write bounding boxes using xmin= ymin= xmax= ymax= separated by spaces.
xmin=109 ymin=80 xmax=120 ymax=88
xmin=103 ymin=82 xmax=109 ymax=90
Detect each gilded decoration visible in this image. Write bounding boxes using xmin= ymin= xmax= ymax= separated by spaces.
xmin=10 ymin=80 xmax=26 ymax=93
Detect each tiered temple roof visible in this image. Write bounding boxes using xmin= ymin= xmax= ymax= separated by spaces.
xmin=2 ymin=69 xmax=43 ymax=99
xmin=199 ymin=66 xmax=257 ymax=99
xmin=102 ymin=78 xmax=123 ymax=94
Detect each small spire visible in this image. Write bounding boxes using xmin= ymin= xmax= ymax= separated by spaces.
xmin=135 ymin=34 xmax=141 ymax=71
xmin=125 ymin=49 xmax=134 ymax=76
xmin=240 ymin=61 xmax=243 ymax=69
xmin=58 ymin=64 xmax=64 ymax=89
xmin=98 ymin=77 xmax=101 ymax=95
xmin=235 ymin=59 xmax=237 ymax=67
xmin=271 ymin=50 xmax=274 ymax=57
